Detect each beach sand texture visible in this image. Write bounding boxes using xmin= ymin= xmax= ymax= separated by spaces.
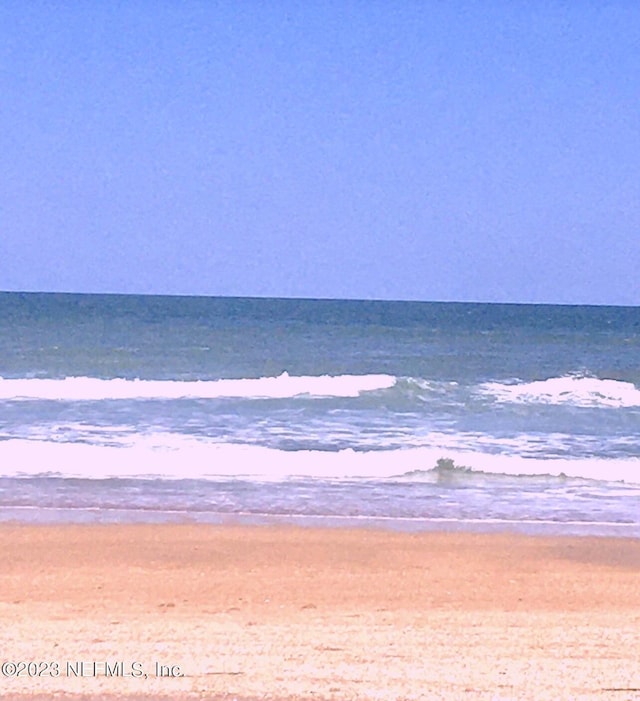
xmin=1 ymin=524 xmax=639 ymax=700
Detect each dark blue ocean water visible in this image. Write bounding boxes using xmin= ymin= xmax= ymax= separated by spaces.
xmin=1 ymin=292 xmax=639 ymax=534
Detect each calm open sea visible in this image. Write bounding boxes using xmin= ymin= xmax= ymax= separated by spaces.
xmin=1 ymin=292 xmax=639 ymax=535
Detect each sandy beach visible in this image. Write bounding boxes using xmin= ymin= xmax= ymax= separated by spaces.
xmin=0 ymin=524 xmax=639 ymax=700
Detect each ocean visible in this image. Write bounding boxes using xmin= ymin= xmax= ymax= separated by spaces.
xmin=1 ymin=292 xmax=639 ymax=535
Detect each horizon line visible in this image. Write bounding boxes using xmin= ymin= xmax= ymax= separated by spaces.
xmin=0 ymin=288 xmax=638 ymax=309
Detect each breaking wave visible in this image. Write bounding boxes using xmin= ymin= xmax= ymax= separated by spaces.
xmin=478 ymin=375 xmax=640 ymax=409
xmin=0 ymin=373 xmax=397 ymax=402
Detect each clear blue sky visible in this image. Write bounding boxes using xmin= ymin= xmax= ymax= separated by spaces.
xmin=1 ymin=1 xmax=638 ymax=304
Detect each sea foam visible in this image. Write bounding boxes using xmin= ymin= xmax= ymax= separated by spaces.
xmin=2 ymin=434 xmax=639 ymax=485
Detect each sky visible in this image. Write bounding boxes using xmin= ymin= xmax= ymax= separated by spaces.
xmin=1 ymin=1 xmax=638 ymax=305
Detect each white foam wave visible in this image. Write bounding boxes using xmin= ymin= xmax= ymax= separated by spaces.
xmin=2 ymin=435 xmax=639 ymax=484
xmin=0 ymin=373 xmax=397 ymax=402
xmin=479 ymin=376 xmax=640 ymax=408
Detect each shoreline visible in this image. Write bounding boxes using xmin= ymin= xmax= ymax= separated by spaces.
xmin=1 ymin=523 xmax=640 ymax=700
xmin=2 ymin=507 xmax=640 ymax=538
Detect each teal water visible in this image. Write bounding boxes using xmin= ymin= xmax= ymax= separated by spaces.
xmin=1 ymin=292 xmax=639 ymax=533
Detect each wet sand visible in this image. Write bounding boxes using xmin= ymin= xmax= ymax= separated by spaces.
xmin=1 ymin=524 xmax=639 ymax=700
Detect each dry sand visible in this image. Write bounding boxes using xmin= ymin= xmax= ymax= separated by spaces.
xmin=0 ymin=524 xmax=639 ymax=700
